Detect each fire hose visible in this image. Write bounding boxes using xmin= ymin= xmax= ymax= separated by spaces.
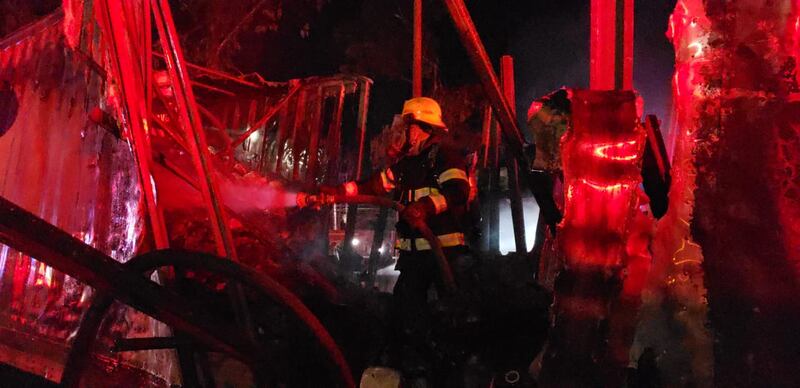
xmin=297 ymin=193 xmax=458 ymax=293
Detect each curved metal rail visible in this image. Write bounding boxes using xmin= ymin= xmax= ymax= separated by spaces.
xmin=0 ymin=197 xmax=352 ymax=387
xmin=62 ymin=249 xmax=355 ymax=388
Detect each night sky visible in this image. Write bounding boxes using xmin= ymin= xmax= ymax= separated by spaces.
xmin=444 ymin=1 xmax=679 ymax=132
xmin=336 ymin=0 xmax=679 ymax=137
xmin=250 ymin=0 xmax=679 ymax=137
xmin=1 ymin=1 xmax=680 ymax=134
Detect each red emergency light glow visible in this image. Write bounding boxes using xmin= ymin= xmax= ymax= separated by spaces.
xmin=580 ymin=179 xmax=631 ymax=192
xmin=589 ymin=140 xmax=640 ymax=161
xmin=590 ymin=0 xmax=633 ymax=90
xmin=344 ymin=181 xmax=358 ymax=196
xmin=559 ymin=90 xmax=645 ymax=268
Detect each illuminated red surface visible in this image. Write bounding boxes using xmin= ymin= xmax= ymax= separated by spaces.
xmin=590 ymin=0 xmax=633 ymax=90
xmin=590 ymin=0 xmax=616 ymax=90
xmin=645 ymin=1 xmax=800 ymax=386
xmin=559 ymin=90 xmax=644 ymax=268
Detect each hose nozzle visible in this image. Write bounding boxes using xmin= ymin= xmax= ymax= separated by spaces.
xmin=296 ymin=192 xmax=334 ymax=209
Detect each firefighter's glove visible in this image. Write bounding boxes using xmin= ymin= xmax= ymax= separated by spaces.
xmin=400 ymin=201 xmax=430 ymax=233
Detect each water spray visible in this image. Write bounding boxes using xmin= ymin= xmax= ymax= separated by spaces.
xmin=217 ymin=179 xmax=299 ymax=214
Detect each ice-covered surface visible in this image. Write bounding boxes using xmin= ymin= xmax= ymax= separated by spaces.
xmin=689 ymin=1 xmax=800 ymax=386
xmin=630 ymin=1 xmax=715 ymax=387
xmin=540 ymin=90 xmax=647 ymax=386
xmin=0 ymin=11 xmax=177 ymax=386
xmin=635 ymin=1 xmax=800 ymax=386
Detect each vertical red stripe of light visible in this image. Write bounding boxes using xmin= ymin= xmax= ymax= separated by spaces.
xmin=590 ymin=0 xmax=616 ymax=90
xmin=623 ymin=0 xmax=634 ymax=90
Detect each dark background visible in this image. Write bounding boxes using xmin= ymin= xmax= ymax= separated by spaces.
xmin=1 ymin=0 xmax=678 ymax=135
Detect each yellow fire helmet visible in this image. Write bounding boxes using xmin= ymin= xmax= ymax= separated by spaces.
xmin=401 ymin=97 xmax=448 ymax=132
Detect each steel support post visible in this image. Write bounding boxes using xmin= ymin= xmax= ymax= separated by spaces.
xmin=94 ymin=0 xmax=169 ymax=248
xmin=305 ymin=86 xmax=325 ymax=182
xmin=326 ymin=84 xmax=346 ymax=184
xmin=441 ymin=0 xmax=526 ymax=163
xmin=441 ymin=0 xmax=563 ymax=234
xmin=151 ymin=0 xmax=237 ymax=260
xmin=273 ymin=80 xmax=300 ymax=174
xmin=488 ymin=119 xmax=501 ymax=254
xmin=291 ymin=90 xmax=308 ymax=180
xmin=590 ymin=0 xmax=633 ymax=91
xmin=413 ymin=0 xmax=423 ymax=97
xmin=150 ymin=4 xmax=264 ymax=385
xmin=478 ymin=105 xmax=497 ymax=253
xmin=231 ymin=82 xmax=302 ymax=150
xmin=501 ymin=55 xmax=527 ymax=254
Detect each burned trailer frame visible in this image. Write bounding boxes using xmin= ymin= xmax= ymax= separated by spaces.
xmin=0 ymin=196 xmax=355 ymax=387
xmin=96 ymin=0 xmax=359 ymax=385
xmin=0 ymin=0 xmax=369 ymax=386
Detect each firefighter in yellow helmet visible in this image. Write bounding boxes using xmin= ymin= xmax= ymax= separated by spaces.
xmin=310 ymin=97 xmax=473 ymax=382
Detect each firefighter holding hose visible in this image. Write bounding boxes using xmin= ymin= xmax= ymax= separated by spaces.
xmin=299 ymin=97 xmax=474 ymax=383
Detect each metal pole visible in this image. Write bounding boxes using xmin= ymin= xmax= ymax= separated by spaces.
xmin=442 ymin=0 xmax=563 ymax=234
xmin=480 ymin=104 xmax=492 ymax=168
xmin=151 ymin=0 xmax=236 ymax=260
xmin=274 ymin=80 xmax=300 ymax=174
xmin=94 ymin=0 xmax=169 ymax=249
xmin=151 ymin=52 xmax=264 ymax=89
xmin=306 ymin=86 xmax=325 ymax=182
xmin=144 ymin=0 xmax=153 ymax=116
xmin=501 ymin=55 xmax=526 ymax=254
xmin=441 ymin=0 xmax=526 ymax=163
xmin=413 ymin=0 xmax=423 ymax=97
xmin=346 ymin=79 xmax=384 ymax=285
xmin=354 ymin=78 xmax=372 ymax=178
xmin=230 ymin=82 xmax=302 ymax=150
xmin=488 ymin=119 xmax=500 ymax=254
xmin=478 ymin=105 xmax=495 ymax=252
xmin=590 ymin=0 xmax=634 ymax=91
xmin=622 ymin=0 xmax=634 ymax=91
xmin=150 ymin=8 xmax=262 ymax=384
xmin=291 ymin=90 xmax=308 ymax=180
xmin=590 ymin=0 xmax=616 ymax=90
xmin=326 ymin=84 xmax=346 ymax=184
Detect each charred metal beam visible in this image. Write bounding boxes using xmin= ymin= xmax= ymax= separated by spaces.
xmin=354 ymin=78 xmax=372 ymax=179
xmin=442 ymin=0 xmax=563 ymax=232
xmin=152 ymin=0 xmax=237 ymax=260
xmin=152 ymin=52 xmax=265 ymax=89
xmin=95 ymin=0 xmax=169 ymax=248
xmin=501 ymin=55 xmax=527 ymax=254
xmin=413 ymin=0 xmax=423 ymax=97
xmin=305 ymin=86 xmax=325 ymax=182
xmin=0 ymin=196 xmax=256 ymax=364
xmin=230 ymin=82 xmax=302 ymax=150
xmin=441 ymin=0 xmax=526 ymax=164
xmin=273 ymin=80 xmax=299 ymax=174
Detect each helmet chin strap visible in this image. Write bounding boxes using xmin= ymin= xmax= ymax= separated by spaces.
xmin=399 ymin=122 xmax=413 ymax=155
